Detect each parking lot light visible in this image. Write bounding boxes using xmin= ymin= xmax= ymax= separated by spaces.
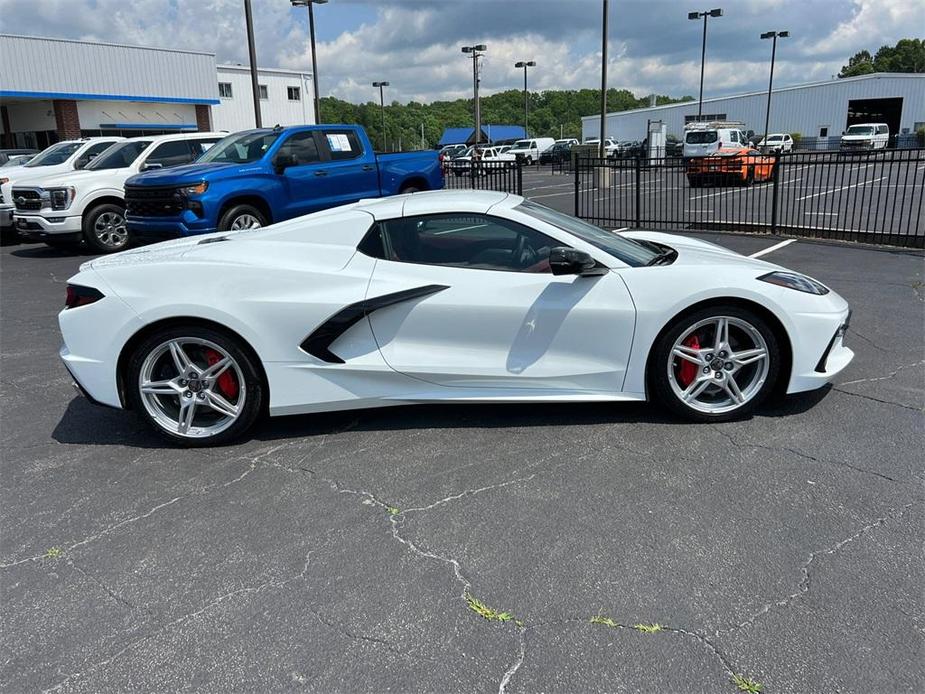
xmin=461 ymin=45 xmax=487 ymax=146
xmin=514 ymin=61 xmax=536 ymax=138
xmin=761 ymin=30 xmax=790 ymax=150
xmin=688 ymin=8 xmax=723 ymax=120
xmin=291 ymin=0 xmax=329 ymax=125
xmin=243 ymin=0 xmax=262 ymax=127
xmin=372 ymin=81 xmax=390 ymax=151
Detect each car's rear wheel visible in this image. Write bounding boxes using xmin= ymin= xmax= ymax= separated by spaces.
xmin=126 ymin=325 xmax=264 ymax=446
xmin=219 ymin=204 xmax=267 ymax=232
xmin=84 ymin=204 xmax=129 ymax=253
xmin=650 ymin=306 xmax=780 ymax=422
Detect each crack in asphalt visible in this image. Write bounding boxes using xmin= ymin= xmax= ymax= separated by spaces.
xmin=846 ymin=327 xmax=890 ymax=353
xmin=709 ymin=424 xmax=907 ymax=484
xmin=838 ymin=359 xmax=925 ymax=388
xmin=831 ymin=386 xmax=923 ymax=412
xmin=713 ymin=501 xmax=918 ymax=639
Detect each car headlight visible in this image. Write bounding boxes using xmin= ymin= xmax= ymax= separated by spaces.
xmin=758 ymin=271 xmax=829 ymax=295
xmin=179 ymin=182 xmax=208 ymax=196
xmin=48 ymin=187 xmax=76 ymax=211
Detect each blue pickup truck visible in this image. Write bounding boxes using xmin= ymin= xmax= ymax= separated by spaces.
xmin=124 ymin=124 xmax=442 ymax=238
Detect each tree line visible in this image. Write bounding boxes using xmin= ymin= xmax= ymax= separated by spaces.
xmin=320 ymin=88 xmax=694 ymax=151
xmin=839 ymin=38 xmax=924 ymax=78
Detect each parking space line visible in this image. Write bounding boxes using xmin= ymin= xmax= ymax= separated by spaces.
xmin=748 ymin=239 xmax=796 ymax=258
xmin=797 ymin=176 xmax=886 ymax=201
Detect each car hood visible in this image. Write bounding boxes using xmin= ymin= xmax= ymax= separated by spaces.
xmin=620 ymin=230 xmax=783 ymax=273
xmin=2 ymin=163 xmax=71 ymax=186
xmin=126 ymin=162 xmax=246 ymax=187
xmin=34 ymin=168 xmax=130 ymax=190
xmin=841 ymin=134 xmax=874 ymax=141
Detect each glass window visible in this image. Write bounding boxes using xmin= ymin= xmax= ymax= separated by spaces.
xmin=146 ymin=140 xmax=195 ymax=168
xmin=189 ymin=138 xmax=223 ymax=158
xmin=516 ymin=200 xmax=658 ymax=267
xmin=258 ymin=84 xmax=268 ymax=100
xmin=218 ymin=82 xmax=233 ymax=98
xmin=729 ymin=131 xmax=739 ymax=143
xmin=198 ymin=130 xmax=280 ymax=164
xmin=322 ymin=129 xmax=364 ymax=161
xmin=75 ymin=141 xmax=116 ymax=168
xmin=375 ymin=213 xmax=559 ymax=273
xmin=685 ymin=131 xmax=718 ymax=144
xmin=287 ymin=86 xmax=301 ymax=101
xmin=23 ymin=141 xmax=82 ymax=167
xmin=85 ymin=141 xmax=152 ymax=170
xmin=276 ymin=131 xmax=320 ymax=165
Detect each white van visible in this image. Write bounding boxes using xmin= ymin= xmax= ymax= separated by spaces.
xmin=683 ymin=122 xmax=749 ymax=158
xmin=839 ymin=123 xmax=889 ymax=152
xmin=507 ymin=137 xmax=556 ymax=164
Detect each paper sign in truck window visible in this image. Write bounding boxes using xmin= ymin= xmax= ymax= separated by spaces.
xmin=327 ymin=134 xmax=352 ymax=152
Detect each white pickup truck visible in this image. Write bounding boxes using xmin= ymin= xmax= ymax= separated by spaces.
xmin=12 ymin=131 xmax=225 ymax=252
xmin=1 ymin=137 xmax=123 ymax=239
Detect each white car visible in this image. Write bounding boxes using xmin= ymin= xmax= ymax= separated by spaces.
xmin=447 ymin=146 xmax=516 ymax=174
xmin=12 ymin=132 xmax=225 ymax=253
xmin=555 ymin=138 xmax=579 ymax=147
xmin=683 ymin=124 xmax=749 ymax=158
xmin=506 ymin=138 xmax=556 ymax=164
xmin=839 ymin=123 xmax=890 ymax=152
xmin=757 ymin=133 xmax=794 ymax=153
xmin=59 ymin=190 xmax=853 ymax=446
xmin=584 ymin=138 xmax=619 ymax=156
xmin=0 ymin=137 xmax=123 ymax=235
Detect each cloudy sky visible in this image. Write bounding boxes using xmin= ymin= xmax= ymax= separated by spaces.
xmin=0 ymin=0 xmax=919 ymax=104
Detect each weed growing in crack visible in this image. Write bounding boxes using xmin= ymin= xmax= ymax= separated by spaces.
xmin=466 ymin=595 xmax=518 ymax=624
xmin=632 ymin=623 xmax=664 ymax=633
xmin=43 ymin=547 xmax=63 ymax=559
xmin=386 ymin=506 xmax=401 ymax=516
xmin=590 ymin=614 xmax=620 ymax=628
xmin=731 ymin=674 xmax=763 ymax=692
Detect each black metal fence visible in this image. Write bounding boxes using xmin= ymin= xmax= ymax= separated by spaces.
xmin=443 ymin=161 xmax=523 ymax=195
xmin=794 ymin=133 xmax=923 ymax=151
xmin=573 ymin=150 xmax=925 ymax=248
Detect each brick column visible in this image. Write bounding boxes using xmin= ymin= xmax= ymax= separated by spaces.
xmin=195 ymin=104 xmax=212 ymax=132
xmin=53 ymin=100 xmax=81 ymax=140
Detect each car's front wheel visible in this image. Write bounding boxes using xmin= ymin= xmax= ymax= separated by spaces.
xmin=650 ymin=306 xmax=780 ymax=421
xmin=126 ymin=325 xmax=264 ymax=446
xmin=84 ymin=203 xmax=129 ymax=253
xmin=219 ymin=204 xmax=267 ymax=232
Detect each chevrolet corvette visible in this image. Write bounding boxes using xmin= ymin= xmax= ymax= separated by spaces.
xmin=59 ymin=190 xmax=852 ymax=445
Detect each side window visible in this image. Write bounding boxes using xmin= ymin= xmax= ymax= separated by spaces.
xmin=729 ymin=130 xmax=739 ymax=143
xmin=75 ymin=141 xmax=115 ymax=168
xmin=877 ymin=125 xmax=888 ymax=135
xmin=276 ymin=131 xmax=320 ymax=166
xmin=376 ymin=213 xmax=560 ymax=273
xmin=188 ymin=138 xmax=223 ymax=158
xmin=322 ymin=130 xmax=364 ymax=161
xmin=146 ymin=140 xmax=195 ymax=168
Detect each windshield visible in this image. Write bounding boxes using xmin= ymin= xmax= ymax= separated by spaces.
xmin=846 ymin=126 xmax=874 ymax=136
xmin=0 ymin=156 xmax=32 ymax=168
xmin=685 ymin=131 xmax=718 ymax=144
xmin=86 ymin=141 xmax=152 ymax=170
xmin=766 ymin=135 xmax=782 ymax=142
xmin=516 ymin=200 xmax=659 ymax=267
xmin=198 ymin=131 xmax=280 ymax=164
xmin=23 ymin=142 xmax=82 ymax=167
xmin=512 ymin=140 xmax=531 ymax=149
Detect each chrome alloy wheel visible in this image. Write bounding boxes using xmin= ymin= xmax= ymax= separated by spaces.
xmin=138 ymin=337 xmax=246 ymax=439
xmin=667 ymin=316 xmax=770 ymax=415
xmin=94 ymin=211 xmax=128 ymax=249
xmin=230 ymin=213 xmax=262 ymax=230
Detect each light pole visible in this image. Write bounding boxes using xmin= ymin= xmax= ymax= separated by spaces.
xmin=514 ymin=60 xmax=535 ymax=137
xmin=291 ymin=0 xmax=328 ymax=124
xmin=688 ymin=8 xmax=723 ymax=121
xmin=760 ymin=30 xmax=789 ymax=148
xmin=599 ymin=0 xmax=609 ymax=158
xmin=461 ymin=44 xmax=487 ymax=146
xmin=372 ymin=81 xmax=390 ymax=150
xmin=243 ymin=0 xmax=261 ymax=127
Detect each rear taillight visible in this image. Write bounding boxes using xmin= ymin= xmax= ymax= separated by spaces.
xmin=65 ymin=284 xmax=104 ymax=309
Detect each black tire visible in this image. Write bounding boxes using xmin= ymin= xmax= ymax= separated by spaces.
xmin=400 ymin=184 xmax=423 ymax=193
xmin=126 ymin=324 xmax=265 ymax=447
xmin=743 ymin=167 xmax=755 ymax=186
xmin=83 ymin=203 xmax=129 ymax=253
xmin=688 ymin=176 xmax=702 ymax=188
xmin=649 ymin=305 xmax=780 ymax=422
xmin=218 ymin=204 xmax=267 ymax=232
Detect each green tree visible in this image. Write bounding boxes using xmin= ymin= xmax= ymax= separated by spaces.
xmin=839 ymin=39 xmax=925 ymax=77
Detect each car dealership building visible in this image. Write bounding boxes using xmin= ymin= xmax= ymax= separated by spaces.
xmin=0 ymin=34 xmax=315 ymax=149
xmin=581 ymin=73 xmax=925 ymax=144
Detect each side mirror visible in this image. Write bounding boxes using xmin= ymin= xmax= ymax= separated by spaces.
xmin=141 ymin=162 xmax=163 ymax=171
xmin=274 ymin=153 xmax=296 ymax=174
xmin=549 ymin=247 xmax=605 ymax=276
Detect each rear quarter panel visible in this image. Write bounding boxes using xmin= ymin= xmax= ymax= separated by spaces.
xmin=376 ymin=151 xmax=443 ymax=193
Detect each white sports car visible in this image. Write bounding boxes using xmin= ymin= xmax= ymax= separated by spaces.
xmin=59 ymin=190 xmax=852 ymax=446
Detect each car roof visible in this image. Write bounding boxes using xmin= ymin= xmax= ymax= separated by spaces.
xmin=355 ymin=190 xmax=513 ymax=220
xmin=121 ymin=131 xmax=227 ymax=143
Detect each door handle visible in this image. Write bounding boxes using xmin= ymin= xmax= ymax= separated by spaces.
xmin=314 ymin=170 xmax=328 ymax=177
xmin=362 ymin=164 xmax=374 ymax=171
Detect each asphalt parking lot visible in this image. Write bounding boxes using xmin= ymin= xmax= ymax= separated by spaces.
xmin=1 ymin=224 xmax=923 ymax=692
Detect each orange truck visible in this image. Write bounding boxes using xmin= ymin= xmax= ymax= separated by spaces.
xmin=686 ymin=146 xmax=776 ymax=187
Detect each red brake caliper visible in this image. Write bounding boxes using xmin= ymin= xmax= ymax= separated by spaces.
xmin=678 ymin=335 xmax=700 ymax=388
xmin=205 ymin=349 xmax=239 ymax=400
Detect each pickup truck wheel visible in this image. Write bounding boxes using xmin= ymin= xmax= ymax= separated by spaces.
xmin=399 ymin=184 xmax=422 ymax=193
xmin=219 ymin=205 xmax=267 ymax=232
xmin=83 ymin=204 xmax=129 ymax=253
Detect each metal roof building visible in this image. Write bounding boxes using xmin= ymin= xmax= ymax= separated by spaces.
xmin=438 ymin=124 xmax=527 ymax=146
xmin=581 ymin=73 xmax=925 ymax=144
xmin=0 ymin=34 xmax=314 ymax=149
